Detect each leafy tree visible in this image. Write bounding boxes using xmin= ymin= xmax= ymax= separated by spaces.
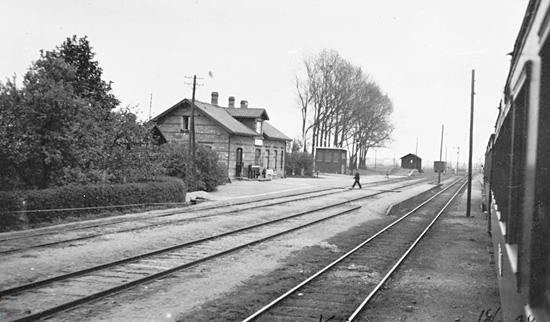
xmin=0 ymin=35 xmax=228 ymax=193
xmin=1 ymin=54 xmax=92 ymax=188
xmin=0 ymin=36 xmax=153 ymax=189
xmin=0 ymin=77 xmax=23 ymax=189
xmin=56 ymin=35 xmax=119 ymax=118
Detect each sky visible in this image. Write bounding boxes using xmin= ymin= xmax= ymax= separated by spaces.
xmin=1 ymin=0 xmax=529 ymax=169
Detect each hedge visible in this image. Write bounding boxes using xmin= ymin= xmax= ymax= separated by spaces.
xmin=0 ymin=177 xmax=186 ymax=231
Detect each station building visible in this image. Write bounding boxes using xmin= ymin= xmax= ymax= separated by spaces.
xmin=150 ymin=92 xmax=291 ymax=180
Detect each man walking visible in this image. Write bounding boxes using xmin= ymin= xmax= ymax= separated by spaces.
xmin=352 ymin=171 xmax=362 ymax=189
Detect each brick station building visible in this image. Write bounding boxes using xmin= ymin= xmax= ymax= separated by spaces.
xmin=150 ymin=92 xmax=291 ymax=180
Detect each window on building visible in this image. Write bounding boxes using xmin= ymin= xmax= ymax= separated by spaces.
xmin=256 ymin=120 xmax=262 ymax=133
xmin=255 ymin=149 xmax=261 ymax=165
xmin=181 ymin=116 xmax=189 ymax=131
xmin=266 ymin=150 xmax=270 ymax=168
xmin=274 ymin=151 xmax=278 ymax=169
xmin=317 ymin=150 xmax=324 ymax=162
xmin=280 ymin=151 xmax=284 ymax=169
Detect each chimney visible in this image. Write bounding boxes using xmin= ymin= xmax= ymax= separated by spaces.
xmin=240 ymin=100 xmax=248 ymax=109
xmin=211 ymin=92 xmax=219 ymax=105
xmin=228 ymin=96 xmax=235 ymax=108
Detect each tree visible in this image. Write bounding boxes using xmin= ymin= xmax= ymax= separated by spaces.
xmin=0 ymin=36 xmax=153 ymax=189
xmin=56 ymin=35 xmax=119 ymax=118
xmin=294 ymin=49 xmax=394 ymax=169
xmin=1 ymin=54 xmax=94 ymax=188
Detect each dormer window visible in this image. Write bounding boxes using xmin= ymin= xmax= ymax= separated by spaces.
xmin=256 ymin=120 xmax=262 ymax=133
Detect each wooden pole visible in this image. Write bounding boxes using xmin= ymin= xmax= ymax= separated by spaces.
xmin=191 ymin=75 xmax=197 ymax=191
xmin=438 ymin=124 xmax=444 ymax=184
xmin=467 ymin=70 xmax=475 ymax=217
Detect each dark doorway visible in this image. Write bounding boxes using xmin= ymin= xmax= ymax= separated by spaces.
xmin=236 ymin=148 xmax=243 ymax=177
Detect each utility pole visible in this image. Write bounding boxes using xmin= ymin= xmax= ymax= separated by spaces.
xmin=185 ymin=75 xmax=203 ymax=191
xmin=191 ymin=75 xmax=197 ymax=192
xmin=456 ymin=147 xmax=460 ymax=172
xmin=415 ymin=137 xmax=418 ymax=171
xmin=466 ymin=69 xmax=475 ymax=217
xmin=148 ymin=93 xmax=153 ymax=120
xmin=438 ymin=124 xmax=444 ymax=184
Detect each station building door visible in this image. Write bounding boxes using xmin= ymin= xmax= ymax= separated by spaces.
xmin=236 ymin=148 xmax=243 ymax=177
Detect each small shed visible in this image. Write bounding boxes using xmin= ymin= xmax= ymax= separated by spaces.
xmin=434 ymin=161 xmax=446 ymax=173
xmin=401 ymin=153 xmax=422 ymax=171
xmin=315 ymin=147 xmax=347 ymax=174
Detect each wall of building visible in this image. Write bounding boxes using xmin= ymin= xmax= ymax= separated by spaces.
xmin=155 ymin=106 xmax=188 ymax=143
xmin=315 ymin=148 xmax=347 ymax=174
xmin=226 ymin=137 xmax=286 ymax=178
xmin=156 ymin=105 xmax=287 ymax=179
xmin=401 ymin=156 xmax=422 ymax=170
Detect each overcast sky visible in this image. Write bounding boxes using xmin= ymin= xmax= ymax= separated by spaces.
xmin=1 ymin=0 xmax=528 ymax=168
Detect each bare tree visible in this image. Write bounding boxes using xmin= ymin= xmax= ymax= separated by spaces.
xmin=294 ymin=49 xmax=394 ymax=168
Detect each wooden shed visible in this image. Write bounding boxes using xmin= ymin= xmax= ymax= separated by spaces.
xmin=400 ymin=153 xmax=422 ymax=171
xmin=315 ymin=147 xmax=347 ymax=174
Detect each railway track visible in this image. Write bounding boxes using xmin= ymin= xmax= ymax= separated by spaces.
xmin=0 ymin=177 xmax=423 ymax=254
xmin=1 ymin=182 xmax=414 ymax=322
xmin=241 ymin=176 xmax=467 ymax=322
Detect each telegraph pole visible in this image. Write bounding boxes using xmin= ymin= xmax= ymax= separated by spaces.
xmin=438 ymin=124 xmax=444 ymax=184
xmin=148 ymin=93 xmax=153 ymax=120
xmin=466 ymin=69 xmax=475 ymax=217
xmin=455 ymin=147 xmax=460 ymax=172
xmin=415 ymin=137 xmax=418 ymax=171
xmin=185 ymin=75 xmax=202 ymax=191
xmin=190 ymin=75 xmax=197 ymax=191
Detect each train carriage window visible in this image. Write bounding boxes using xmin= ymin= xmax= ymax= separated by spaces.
xmin=506 ymin=87 xmax=528 ymax=246
xmin=493 ymin=116 xmax=512 ymax=224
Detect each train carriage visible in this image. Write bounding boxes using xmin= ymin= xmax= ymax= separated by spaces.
xmin=485 ymin=1 xmax=550 ymax=321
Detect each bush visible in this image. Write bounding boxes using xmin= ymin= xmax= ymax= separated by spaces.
xmin=159 ymin=143 xmax=227 ymax=192
xmin=285 ymin=151 xmax=314 ymax=176
xmin=0 ymin=177 xmax=186 ymax=231
xmin=195 ymin=145 xmax=227 ymax=192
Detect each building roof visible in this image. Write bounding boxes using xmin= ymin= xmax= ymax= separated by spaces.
xmin=400 ymin=153 xmax=422 ymax=160
xmin=226 ymin=108 xmax=269 ymax=120
xmin=151 ymin=99 xmax=289 ymax=139
xmin=193 ymin=100 xmax=260 ymax=136
xmin=263 ymin=122 xmax=291 ymax=141
xmin=315 ymin=147 xmax=347 ymax=151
